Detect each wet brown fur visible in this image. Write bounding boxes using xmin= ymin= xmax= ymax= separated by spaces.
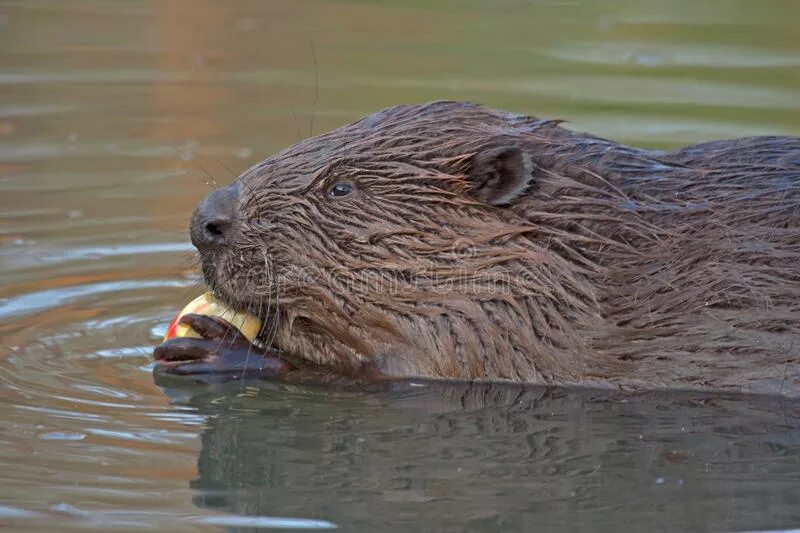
xmin=201 ymin=101 xmax=800 ymax=396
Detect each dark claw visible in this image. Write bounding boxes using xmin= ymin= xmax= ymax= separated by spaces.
xmin=153 ymin=336 xmax=219 ymax=362
xmin=177 ymin=313 xmax=250 ymax=346
xmin=161 ymin=345 xmax=289 ymax=376
xmin=153 ymin=314 xmax=292 ymax=378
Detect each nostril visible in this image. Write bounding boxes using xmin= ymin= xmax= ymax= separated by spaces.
xmin=205 ymin=219 xmax=228 ymax=237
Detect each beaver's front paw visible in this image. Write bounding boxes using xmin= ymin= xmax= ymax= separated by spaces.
xmin=153 ymin=313 xmax=291 ymax=377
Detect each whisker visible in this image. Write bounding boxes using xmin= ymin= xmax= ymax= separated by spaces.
xmin=260 ymin=252 xmax=275 ymax=343
xmin=179 ymin=167 xmax=217 ymax=191
xmin=191 ymin=160 xmax=220 ymax=190
xmin=264 ymin=251 xmax=282 ymax=350
xmin=291 ymin=105 xmax=303 ymax=142
xmin=217 ymin=159 xmax=239 ymax=181
xmin=238 ymin=294 xmax=262 ymax=389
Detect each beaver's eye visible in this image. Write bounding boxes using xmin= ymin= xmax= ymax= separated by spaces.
xmin=328 ymin=183 xmax=353 ymax=197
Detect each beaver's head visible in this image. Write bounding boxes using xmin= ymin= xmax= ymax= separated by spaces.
xmin=190 ymin=102 xmax=599 ymax=382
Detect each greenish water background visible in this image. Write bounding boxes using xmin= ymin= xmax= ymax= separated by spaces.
xmin=0 ymin=1 xmax=798 ymax=531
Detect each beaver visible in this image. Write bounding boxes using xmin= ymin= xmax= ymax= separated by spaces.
xmin=154 ymin=101 xmax=800 ymax=397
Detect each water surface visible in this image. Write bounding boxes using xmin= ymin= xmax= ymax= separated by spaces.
xmin=1 ymin=0 xmax=799 ymax=531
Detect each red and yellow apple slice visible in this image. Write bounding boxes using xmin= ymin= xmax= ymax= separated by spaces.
xmin=163 ymin=292 xmax=262 ymax=343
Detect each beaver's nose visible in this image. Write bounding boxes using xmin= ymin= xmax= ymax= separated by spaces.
xmin=190 ymin=183 xmax=240 ymax=252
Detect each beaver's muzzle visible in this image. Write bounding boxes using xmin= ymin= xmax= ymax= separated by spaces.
xmin=190 ymin=183 xmax=240 ymax=252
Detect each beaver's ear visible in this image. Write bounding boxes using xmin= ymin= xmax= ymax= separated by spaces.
xmin=467 ymin=145 xmax=532 ymax=206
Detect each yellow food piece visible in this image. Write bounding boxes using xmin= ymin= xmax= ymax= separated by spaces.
xmin=163 ymin=292 xmax=262 ymax=343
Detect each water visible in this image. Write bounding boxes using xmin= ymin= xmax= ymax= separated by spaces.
xmin=1 ymin=0 xmax=798 ymax=531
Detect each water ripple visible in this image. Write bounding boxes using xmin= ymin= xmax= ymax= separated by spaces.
xmin=0 ymin=279 xmax=195 ymax=320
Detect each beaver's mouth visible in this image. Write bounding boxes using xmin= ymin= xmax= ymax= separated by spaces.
xmin=199 ymin=253 xmax=283 ymax=347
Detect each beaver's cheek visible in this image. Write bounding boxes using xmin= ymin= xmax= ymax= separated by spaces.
xmin=198 ymin=252 xmax=223 ymax=288
xmin=196 ymin=252 xmax=255 ymax=310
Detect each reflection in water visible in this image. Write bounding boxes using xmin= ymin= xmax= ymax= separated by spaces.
xmin=155 ymin=377 xmax=800 ymax=532
xmin=0 ymin=0 xmax=799 ymax=530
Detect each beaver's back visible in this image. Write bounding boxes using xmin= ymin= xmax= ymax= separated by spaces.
xmin=526 ymin=133 xmax=800 ymax=395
